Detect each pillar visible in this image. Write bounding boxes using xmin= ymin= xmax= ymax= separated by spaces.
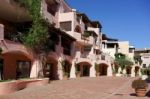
xmin=70 ymin=59 xmax=76 ymax=78
xmin=90 ymin=61 xmax=96 ymax=77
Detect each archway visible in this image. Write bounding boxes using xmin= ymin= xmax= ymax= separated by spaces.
xmin=77 ymin=62 xmax=91 ymax=77
xmin=98 ymin=63 xmax=108 ymax=76
xmin=2 ymin=51 xmax=32 ymax=80
xmin=63 ymin=60 xmax=72 ymax=77
xmin=126 ymin=66 xmax=132 ymax=76
xmin=135 ymin=66 xmax=140 ymax=76
xmin=44 ymin=57 xmax=58 ymax=80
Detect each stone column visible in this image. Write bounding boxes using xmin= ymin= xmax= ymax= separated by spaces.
xmin=57 ymin=57 xmax=63 ymax=80
xmin=30 ymin=58 xmax=43 ymax=78
xmin=70 ymin=60 xmax=76 ymax=78
xmin=107 ymin=62 xmax=113 ymax=76
xmin=131 ymin=66 xmax=135 ymax=77
xmin=90 ymin=61 xmax=96 ymax=77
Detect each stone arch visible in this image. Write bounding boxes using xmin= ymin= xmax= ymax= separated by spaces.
xmin=98 ymin=63 xmax=109 ymax=76
xmin=63 ymin=60 xmax=72 ymax=77
xmin=77 ymin=61 xmax=92 ymax=77
xmin=126 ymin=66 xmax=132 ymax=76
xmin=2 ymin=50 xmax=32 ymax=80
xmin=44 ymin=56 xmax=58 ymax=80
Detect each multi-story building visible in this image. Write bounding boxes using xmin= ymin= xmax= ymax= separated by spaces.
xmin=134 ymin=48 xmax=150 ymax=75
xmin=102 ymin=34 xmax=140 ymax=77
xmin=0 ymin=0 xmax=114 ymax=80
xmin=58 ymin=0 xmax=113 ymax=77
xmin=102 ymin=34 xmax=119 ymax=58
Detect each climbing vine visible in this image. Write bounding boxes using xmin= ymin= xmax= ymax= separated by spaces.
xmin=15 ymin=0 xmax=49 ymax=52
xmin=15 ymin=0 xmax=51 ymax=78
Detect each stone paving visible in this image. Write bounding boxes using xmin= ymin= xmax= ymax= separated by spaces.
xmin=0 ymin=76 xmax=150 ymax=99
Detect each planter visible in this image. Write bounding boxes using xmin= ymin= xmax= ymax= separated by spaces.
xmin=0 ymin=78 xmax=49 ymax=95
xmin=63 ymin=75 xmax=68 ymax=80
xmin=135 ymin=89 xmax=147 ymax=97
xmin=76 ymin=72 xmax=81 ymax=78
xmin=96 ymin=72 xmax=100 ymax=77
xmin=0 ymin=80 xmax=18 ymax=95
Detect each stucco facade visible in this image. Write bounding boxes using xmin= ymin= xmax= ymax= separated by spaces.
xmin=0 ymin=0 xmax=114 ymax=80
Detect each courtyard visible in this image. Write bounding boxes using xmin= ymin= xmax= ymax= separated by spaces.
xmin=0 ymin=77 xmax=150 ymax=99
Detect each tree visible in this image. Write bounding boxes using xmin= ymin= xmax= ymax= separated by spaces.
xmin=115 ymin=53 xmax=133 ymax=72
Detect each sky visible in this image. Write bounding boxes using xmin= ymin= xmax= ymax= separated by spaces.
xmin=67 ymin=0 xmax=150 ymax=48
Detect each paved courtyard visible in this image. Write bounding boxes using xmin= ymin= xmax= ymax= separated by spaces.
xmin=0 ymin=77 xmax=150 ymax=99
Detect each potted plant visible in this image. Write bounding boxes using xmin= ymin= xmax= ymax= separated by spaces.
xmin=95 ymin=63 xmax=100 ymax=77
xmin=63 ymin=72 xmax=69 ymax=80
xmin=132 ymin=79 xmax=148 ymax=97
xmin=141 ymin=69 xmax=148 ymax=80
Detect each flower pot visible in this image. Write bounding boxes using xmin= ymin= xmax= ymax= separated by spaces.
xmin=63 ymin=75 xmax=68 ymax=80
xmin=76 ymin=72 xmax=81 ymax=78
xmin=96 ymin=72 xmax=100 ymax=77
xmin=135 ymin=89 xmax=147 ymax=97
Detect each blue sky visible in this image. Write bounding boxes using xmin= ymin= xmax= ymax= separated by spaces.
xmin=67 ymin=0 xmax=150 ymax=48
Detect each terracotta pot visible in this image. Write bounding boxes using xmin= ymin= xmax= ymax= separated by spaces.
xmin=96 ymin=72 xmax=100 ymax=77
xmin=76 ymin=72 xmax=81 ymax=78
xmin=63 ymin=75 xmax=68 ymax=80
xmin=135 ymin=89 xmax=147 ymax=97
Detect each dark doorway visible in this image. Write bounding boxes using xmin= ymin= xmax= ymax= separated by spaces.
xmin=83 ymin=65 xmax=90 ymax=76
xmin=16 ymin=61 xmax=31 ymax=79
xmin=99 ymin=64 xmax=108 ymax=75
xmin=0 ymin=59 xmax=4 ymax=80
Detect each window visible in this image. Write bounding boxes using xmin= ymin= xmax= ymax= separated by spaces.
xmin=107 ymin=44 xmax=115 ymax=48
xmin=60 ymin=21 xmax=72 ymax=31
xmin=129 ymin=48 xmax=133 ymax=53
xmin=16 ymin=61 xmax=31 ymax=79
xmin=143 ymin=64 xmax=146 ymax=68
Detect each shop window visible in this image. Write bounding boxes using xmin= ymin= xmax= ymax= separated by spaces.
xmin=16 ymin=61 xmax=31 ymax=79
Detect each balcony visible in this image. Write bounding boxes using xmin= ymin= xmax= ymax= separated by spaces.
xmin=0 ymin=0 xmax=31 ymax=22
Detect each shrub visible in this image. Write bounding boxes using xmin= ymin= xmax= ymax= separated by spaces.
xmin=132 ymin=79 xmax=148 ymax=89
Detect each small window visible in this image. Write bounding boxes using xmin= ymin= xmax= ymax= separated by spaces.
xmin=143 ymin=64 xmax=146 ymax=68
xmin=129 ymin=48 xmax=133 ymax=53
xmin=16 ymin=61 xmax=31 ymax=79
xmin=60 ymin=21 xmax=72 ymax=31
xmin=107 ymin=44 xmax=115 ymax=48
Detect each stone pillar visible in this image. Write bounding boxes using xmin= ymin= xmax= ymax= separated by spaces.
xmin=90 ymin=61 xmax=96 ymax=77
xmin=70 ymin=60 xmax=76 ymax=78
xmin=30 ymin=58 xmax=43 ymax=78
xmin=131 ymin=66 xmax=135 ymax=77
xmin=0 ymin=24 xmax=4 ymax=40
xmin=107 ymin=62 xmax=112 ymax=76
xmin=57 ymin=57 xmax=63 ymax=80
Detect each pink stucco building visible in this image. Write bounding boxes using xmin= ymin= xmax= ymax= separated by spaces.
xmin=0 ymin=0 xmax=114 ymax=80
